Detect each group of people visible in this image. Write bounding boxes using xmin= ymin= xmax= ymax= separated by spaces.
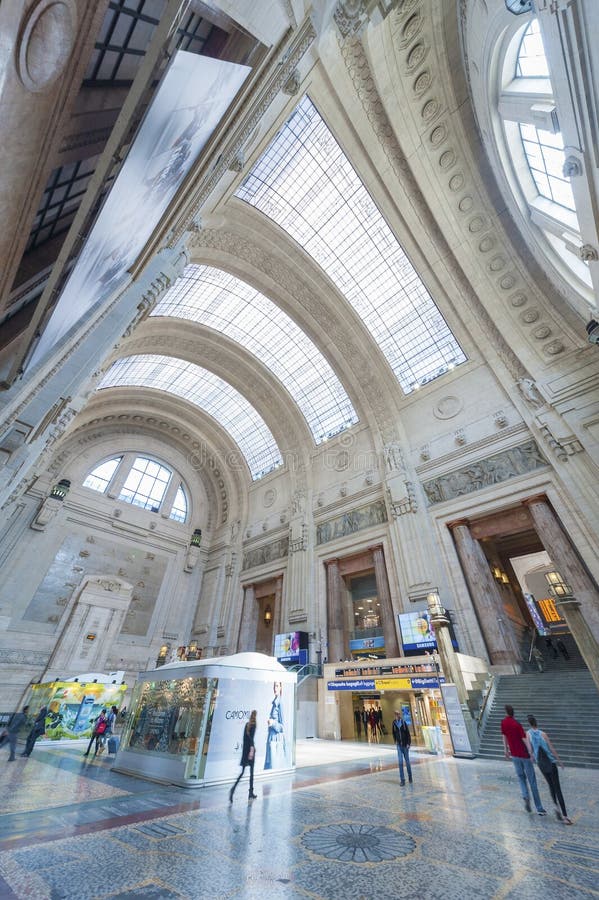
xmin=354 ymin=706 xmax=385 ymax=741
xmin=501 ymin=704 xmax=572 ymax=824
xmin=0 ymin=705 xmax=48 ymax=760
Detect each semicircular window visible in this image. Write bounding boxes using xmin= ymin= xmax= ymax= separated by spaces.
xmin=152 ymin=264 xmax=359 ymax=443
xmin=83 ymin=456 xmax=122 ymax=493
xmin=498 ymin=17 xmax=587 ymax=289
xmin=99 ymin=355 xmax=283 ymax=480
xmin=237 ymin=96 xmax=466 ymax=393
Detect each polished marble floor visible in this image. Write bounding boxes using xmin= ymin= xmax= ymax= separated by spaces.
xmin=0 ymin=739 xmax=598 ymax=899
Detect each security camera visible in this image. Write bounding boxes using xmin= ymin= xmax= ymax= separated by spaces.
xmin=586 ymin=319 xmax=599 ymax=345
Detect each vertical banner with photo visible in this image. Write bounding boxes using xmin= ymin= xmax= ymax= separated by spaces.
xmin=204 ymin=677 xmax=295 ymax=782
xmin=30 ymin=52 xmax=250 ymax=367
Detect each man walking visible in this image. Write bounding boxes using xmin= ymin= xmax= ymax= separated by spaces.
xmin=5 ymin=706 xmax=28 ymax=761
xmin=392 ymin=709 xmax=412 ymax=785
xmin=501 ymin=704 xmax=546 ymax=815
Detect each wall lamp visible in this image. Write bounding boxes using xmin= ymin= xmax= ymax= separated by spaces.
xmin=264 ymin=604 xmax=273 ymax=626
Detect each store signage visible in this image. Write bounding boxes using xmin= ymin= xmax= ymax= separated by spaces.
xmin=523 ymin=593 xmax=549 ymax=637
xmin=440 ymin=683 xmax=473 ymax=757
xmin=374 ymin=678 xmax=412 ymax=690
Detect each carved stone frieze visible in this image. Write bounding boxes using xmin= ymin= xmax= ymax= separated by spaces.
xmin=422 ymin=440 xmax=548 ymax=505
xmin=0 ymin=649 xmax=50 ymax=666
xmin=316 ymin=499 xmax=387 ymax=544
xmin=242 ymin=536 xmax=289 ymax=570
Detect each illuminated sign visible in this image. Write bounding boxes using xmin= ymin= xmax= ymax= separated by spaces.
xmin=537 ymin=597 xmax=564 ymax=624
xmin=274 ymin=631 xmax=308 ymax=665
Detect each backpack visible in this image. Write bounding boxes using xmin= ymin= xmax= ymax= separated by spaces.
xmin=95 ymin=720 xmax=107 ymax=734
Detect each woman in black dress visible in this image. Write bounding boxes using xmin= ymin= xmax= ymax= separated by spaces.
xmin=229 ymin=710 xmax=257 ymax=802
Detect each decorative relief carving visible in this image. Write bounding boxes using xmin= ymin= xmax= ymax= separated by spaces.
xmin=433 ymin=395 xmax=462 ymax=419
xmin=242 ymin=536 xmax=289 ymax=570
xmin=454 ymin=428 xmax=466 ymax=446
xmin=263 ymin=488 xmax=276 ymax=508
xmin=282 ymin=69 xmax=301 ymax=96
xmin=16 ymin=0 xmax=76 ymax=93
xmin=0 ymin=649 xmax=50 ymax=666
xmin=422 ymin=440 xmax=548 ymax=505
xmin=538 ymin=424 xmax=568 ymax=462
xmin=579 ymin=244 xmax=598 ymax=262
xmin=516 ymin=377 xmax=545 ymax=408
xmin=316 ymin=499 xmax=387 ymax=544
xmin=562 ymin=155 xmax=583 ymax=178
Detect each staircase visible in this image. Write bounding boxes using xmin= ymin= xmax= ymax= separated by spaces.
xmin=521 ymin=633 xmax=586 ymax=674
xmin=477 ymin=669 xmax=599 ymax=768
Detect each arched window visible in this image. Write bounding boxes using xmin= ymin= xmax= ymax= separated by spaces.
xmin=82 ymin=455 xmax=190 ymax=522
xmin=497 ymin=17 xmax=588 ymax=292
xmin=118 ymin=456 xmax=172 ymax=511
xmin=169 ymin=484 xmax=188 ymax=523
xmin=83 ymin=456 xmax=122 ymax=493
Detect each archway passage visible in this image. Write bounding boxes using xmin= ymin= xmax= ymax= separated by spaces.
xmin=449 ymin=500 xmax=599 ymax=675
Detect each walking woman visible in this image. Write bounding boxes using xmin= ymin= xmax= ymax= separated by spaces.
xmin=527 ymin=715 xmax=572 ymax=824
xmin=229 ymin=710 xmax=257 ymax=802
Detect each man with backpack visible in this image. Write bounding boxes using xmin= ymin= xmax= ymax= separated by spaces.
xmin=83 ymin=709 xmax=108 ymax=757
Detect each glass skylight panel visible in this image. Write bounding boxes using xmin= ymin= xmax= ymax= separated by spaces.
xmin=99 ymin=355 xmax=282 ymax=480
xmin=236 ymin=96 xmax=466 ymax=393
xmin=516 ymin=20 xmax=550 ymax=79
xmin=152 ymin=265 xmax=358 ymax=442
xmin=83 ymin=456 xmax=121 ymax=493
xmin=519 ymin=124 xmax=575 ymax=211
xmin=119 ymin=456 xmax=172 ymax=511
xmin=170 ymin=485 xmax=188 ymax=523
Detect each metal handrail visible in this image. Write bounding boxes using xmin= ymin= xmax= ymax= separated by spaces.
xmin=288 ymin=663 xmax=322 ymax=684
xmin=527 ymin=632 xmax=536 ymax=664
xmin=477 ymin=674 xmax=497 ymax=734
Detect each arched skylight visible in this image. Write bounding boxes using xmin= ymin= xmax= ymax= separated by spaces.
xmin=236 ymin=96 xmax=466 ymax=393
xmin=83 ymin=456 xmax=121 ymax=493
xmin=170 ymin=484 xmax=188 ymax=523
xmin=152 ymin=264 xmax=359 ymax=442
xmin=99 ymin=355 xmax=283 ymax=480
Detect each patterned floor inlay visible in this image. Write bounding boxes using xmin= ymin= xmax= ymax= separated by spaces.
xmin=0 ymin=741 xmax=597 ymax=899
xmin=301 ymin=823 xmax=416 ymax=862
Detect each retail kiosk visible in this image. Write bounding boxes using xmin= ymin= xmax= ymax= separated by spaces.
xmin=113 ymin=652 xmax=296 ymax=787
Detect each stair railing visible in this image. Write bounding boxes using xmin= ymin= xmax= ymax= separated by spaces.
xmin=527 ymin=632 xmax=537 ymax=664
xmin=287 ymin=663 xmax=322 ymax=685
xmin=477 ymin=674 xmax=497 ymax=735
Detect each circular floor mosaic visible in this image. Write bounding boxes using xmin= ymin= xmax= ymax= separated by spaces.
xmin=301 ymin=824 xmax=416 ymax=863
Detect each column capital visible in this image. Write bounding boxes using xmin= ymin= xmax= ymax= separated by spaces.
xmin=324 ymin=557 xmax=340 ymax=568
xmin=446 ymin=518 xmax=470 ymax=530
xmin=522 ymin=494 xmax=548 ymax=508
xmin=368 ymin=543 xmax=384 ymax=555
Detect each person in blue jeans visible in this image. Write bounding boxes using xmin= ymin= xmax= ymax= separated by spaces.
xmin=501 ymin=705 xmax=546 ymax=815
xmin=392 ymin=709 xmax=412 ymax=785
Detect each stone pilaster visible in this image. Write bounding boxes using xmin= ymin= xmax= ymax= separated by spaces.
xmin=371 ymin=545 xmax=400 ymax=657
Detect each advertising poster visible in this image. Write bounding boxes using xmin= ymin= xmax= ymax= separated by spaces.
xmin=30 ymin=52 xmax=250 ymax=367
xmin=30 ymin=681 xmax=126 ymax=739
xmin=204 ymin=676 xmax=295 ymax=782
xmin=274 ymin=631 xmax=308 ymax=665
xmin=398 ymin=610 xmax=459 ymax=654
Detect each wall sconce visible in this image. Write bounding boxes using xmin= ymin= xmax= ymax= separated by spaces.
xmin=190 ymin=528 xmax=202 ymax=547
xmin=264 ymin=604 xmax=273 ymax=626
xmin=545 ymin=570 xmax=573 ymax=599
xmin=491 ymin=565 xmax=502 ymax=581
xmin=500 ymin=572 xmax=510 ymax=585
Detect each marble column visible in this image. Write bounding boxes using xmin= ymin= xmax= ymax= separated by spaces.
xmin=325 ymin=559 xmax=345 ymax=663
xmin=448 ymin=520 xmax=519 ymax=667
xmin=371 ymin=545 xmax=400 ymax=658
xmin=273 ymin=575 xmax=284 ymax=637
xmin=523 ymin=495 xmax=599 ymax=690
xmin=237 ymin=584 xmax=258 ymax=652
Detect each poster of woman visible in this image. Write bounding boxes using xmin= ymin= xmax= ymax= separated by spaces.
xmin=264 ymin=681 xmax=288 ymax=770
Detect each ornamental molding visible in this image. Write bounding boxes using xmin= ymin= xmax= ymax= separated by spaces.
xmin=422 ymin=439 xmax=549 ymax=505
xmin=341 ymin=3 xmax=569 ymax=368
xmin=166 ymin=17 xmax=317 ymax=249
xmin=0 ymin=649 xmax=51 ymax=666
xmin=415 ymin=422 xmax=527 ymax=475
